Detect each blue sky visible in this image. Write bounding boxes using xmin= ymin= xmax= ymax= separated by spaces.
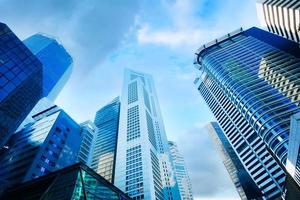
xmin=0 ymin=0 xmax=260 ymax=199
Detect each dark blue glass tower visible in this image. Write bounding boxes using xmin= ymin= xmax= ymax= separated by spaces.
xmin=0 ymin=23 xmax=43 ymax=148
xmin=91 ymin=97 xmax=120 ymax=183
xmin=194 ymin=27 xmax=300 ymax=198
xmin=23 ymin=34 xmax=72 ymax=101
xmin=0 ymin=106 xmax=81 ymax=190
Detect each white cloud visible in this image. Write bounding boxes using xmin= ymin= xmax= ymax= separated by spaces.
xmin=137 ymin=0 xmax=259 ymax=49
xmin=138 ymin=24 xmax=211 ymax=48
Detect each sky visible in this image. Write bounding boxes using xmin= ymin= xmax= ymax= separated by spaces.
xmin=0 ymin=0 xmax=260 ymax=199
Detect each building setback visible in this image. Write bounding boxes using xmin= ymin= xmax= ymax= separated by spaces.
xmin=256 ymin=0 xmax=300 ymax=43
xmin=114 ymin=69 xmax=180 ymax=200
xmin=193 ymin=27 xmax=300 ymax=198
xmin=168 ymin=141 xmax=193 ymax=200
xmin=0 ymin=106 xmax=81 ymax=190
xmin=0 ymin=22 xmax=43 ymax=148
xmin=91 ymin=97 xmax=120 ymax=183
xmin=206 ymin=122 xmax=263 ymax=200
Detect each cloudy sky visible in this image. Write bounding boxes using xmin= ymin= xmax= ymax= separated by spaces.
xmin=1 ymin=0 xmax=260 ymax=199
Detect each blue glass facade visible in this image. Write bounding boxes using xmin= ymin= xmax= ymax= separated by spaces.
xmin=0 ymin=23 xmax=43 ymax=148
xmin=207 ymin=122 xmax=263 ymax=200
xmin=91 ymin=97 xmax=120 ymax=183
xmin=23 ymin=34 xmax=72 ymax=101
xmin=0 ymin=106 xmax=81 ymax=190
xmin=196 ymin=27 xmax=300 ymax=165
xmin=194 ymin=27 xmax=300 ymax=198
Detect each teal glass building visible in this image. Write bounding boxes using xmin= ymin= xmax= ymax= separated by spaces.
xmin=0 ymin=23 xmax=43 ymax=148
xmin=1 ymin=163 xmax=131 ymax=200
xmin=194 ymin=27 xmax=300 ymax=198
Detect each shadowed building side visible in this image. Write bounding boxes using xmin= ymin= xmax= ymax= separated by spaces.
xmin=206 ymin=122 xmax=263 ymax=200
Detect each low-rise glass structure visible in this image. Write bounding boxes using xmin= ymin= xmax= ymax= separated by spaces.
xmin=0 ymin=163 xmax=131 ymax=200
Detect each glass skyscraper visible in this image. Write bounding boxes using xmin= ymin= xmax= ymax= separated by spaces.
xmin=91 ymin=97 xmax=120 ymax=183
xmin=77 ymin=120 xmax=97 ymax=167
xmin=0 ymin=106 xmax=81 ymax=190
xmin=23 ymin=33 xmax=72 ymax=101
xmin=168 ymin=141 xmax=193 ymax=200
xmin=17 ymin=34 xmax=73 ymax=129
xmin=114 ymin=69 xmax=180 ymax=200
xmin=0 ymin=22 xmax=43 ymax=148
xmin=206 ymin=122 xmax=263 ymax=200
xmin=194 ymin=27 xmax=300 ymax=198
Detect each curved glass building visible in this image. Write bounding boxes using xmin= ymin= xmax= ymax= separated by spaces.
xmin=91 ymin=97 xmax=120 ymax=183
xmin=194 ymin=27 xmax=300 ymax=198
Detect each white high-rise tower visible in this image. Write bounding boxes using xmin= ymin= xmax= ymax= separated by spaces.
xmin=114 ymin=69 xmax=180 ymax=200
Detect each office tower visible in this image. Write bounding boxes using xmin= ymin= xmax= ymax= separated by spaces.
xmin=77 ymin=120 xmax=97 ymax=167
xmin=193 ymin=27 xmax=300 ymax=198
xmin=23 ymin=33 xmax=72 ymax=101
xmin=1 ymin=163 xmax=131 ymax=200
xmin=0 ymin=22 xmax=43 ymax=148
xmin=206 ymin=122 xmax=263 ymax=200
xmin=91 ymin=97 xmax=120 ymax=183
xmin=168 ymin=141 xmax=193 ymax=200
xmin=115 ymin=69 xmax=180 ymax=200
xmin=0 ymin=106 xmax=81 ymax=189
xmin=256 ymin=0 xmax=300 ymax=43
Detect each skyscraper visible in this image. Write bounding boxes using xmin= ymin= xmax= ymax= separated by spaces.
xmin=23 ymin=33 xmax=72 ymax=101
xmin=256 ymin=0 xmax=300 ymax=43
xmin=91 ymin=97 xmax=120 ymax=183
xmin=0 ymin=22 xmax=43 ymax=148
xmin=0 ymin=106 xmax=81 ymax=189
xmin=193 ymin=27 xmax=300 ymax=198
xmin=206 ymin=122 xmax=263 ymax=200
xmin=77 ymin=120 xmax=97 ymax=167
xmin=114 ymin=69 xmax=180 ymax=200
xmin=168 ymin=141 xmax=193 ymax=200
xmin=16 ymin=34 xmax=73 ymax=129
